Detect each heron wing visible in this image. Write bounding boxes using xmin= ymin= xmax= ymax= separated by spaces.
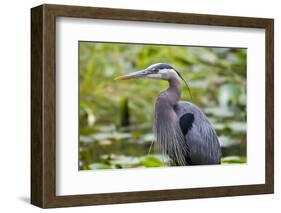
xmin=175 ymin=101 xmax=221 ymax=165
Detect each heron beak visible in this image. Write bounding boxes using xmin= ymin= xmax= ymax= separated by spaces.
xmin=114 ymin=69 xmax=151 ymax=80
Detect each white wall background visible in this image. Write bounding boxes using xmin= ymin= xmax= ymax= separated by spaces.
xmin=0 ymin=0 xmax=279 ymax=212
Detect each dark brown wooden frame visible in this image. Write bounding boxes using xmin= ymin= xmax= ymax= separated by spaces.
xmin=31 ymin=4 xmax=274 ymax=208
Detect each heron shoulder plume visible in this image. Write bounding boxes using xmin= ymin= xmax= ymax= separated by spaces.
xmin=154 ymin=98 xmax=191 ymax=166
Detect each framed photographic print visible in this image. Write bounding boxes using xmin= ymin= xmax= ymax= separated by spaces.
xmin=31 ymin=4 xmax=274 ymax=208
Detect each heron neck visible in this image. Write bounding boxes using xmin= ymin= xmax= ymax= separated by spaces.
xmin=159 ymin=78 xmax=182 ymax=107
xmin=156 ymin=78 xmax=181 ymax=108
xmin=169 ymin=77 xmax=182 ymax=101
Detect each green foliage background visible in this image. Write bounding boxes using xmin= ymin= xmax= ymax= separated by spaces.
xmin=79 ymin=42 xmax=247 ymax=170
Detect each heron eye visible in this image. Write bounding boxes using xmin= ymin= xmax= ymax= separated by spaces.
xmin=152 ymin=68 xmax=158 ymax=72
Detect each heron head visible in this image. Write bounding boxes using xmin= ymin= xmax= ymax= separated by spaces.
xmin=115 ymin=63 xmax=192 ymax=99
xmin=114 ymin=63 xmax=181 ymax=81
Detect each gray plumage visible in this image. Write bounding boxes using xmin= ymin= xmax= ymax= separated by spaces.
xmin=115 ymin=63 xmax=221 ymax=166
xmin=154 ymin=75 xmax=221 ymax=165
xmin=174 ymin=101 xmax=221 ymax=165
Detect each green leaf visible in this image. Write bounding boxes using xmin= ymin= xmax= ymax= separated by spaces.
xmin=140 ymin=155 xmax=165 ymax=167
xmin=221 ymin=156 xmax=246 ymax=164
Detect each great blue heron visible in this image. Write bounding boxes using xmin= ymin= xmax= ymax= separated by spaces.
xmin=115 ymin=63 xmax=221 ymax=166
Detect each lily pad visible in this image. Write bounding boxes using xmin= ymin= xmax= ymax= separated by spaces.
xmin=89 ymin=163 xmax=112 ymax=170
